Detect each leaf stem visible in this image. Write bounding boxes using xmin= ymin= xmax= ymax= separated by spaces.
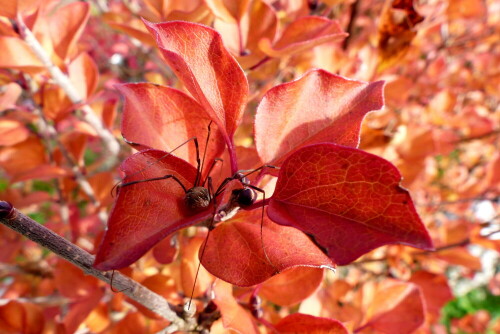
xmin=243 ymin=197 xmax=271 ymax=211
xmin=342 ymin=0 xmax=360 ymax=50
xmin=0 ymin=201 xmax=194 ymax=333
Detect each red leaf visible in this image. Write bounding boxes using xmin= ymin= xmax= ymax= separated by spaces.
xmin=200 ymin=210 xmax=334 ymax=286
xmin=117 ymin=83 xmax=225 ymax=174
xmin=54 ymin=259 xmax=99 ymax=300
xmin=143 ymin=20 xmax=249 ymax=147
xmin=268 ymin=143 xmax=433 ymax=265
xmin=259 ymin=267 xmax=324 ymax=306
xmin=63 ymin=289 xmax=104 ymax=334
xmin=152 ymin=235 xmax=178 ymax=265
xmin=255 ymin=70 xmax=384 ymax=165
xmin=409 ymin=271 xmax=453 ymax=318
xmin=259 ymin=16 xmax=348 ymax=58
xmin=93 ymin=149 xmax=212 ymax=270
xmin=275 ymin=313 xmax=349 ymax=334
xmin=357 ymin=281 xmax=425 ymax=334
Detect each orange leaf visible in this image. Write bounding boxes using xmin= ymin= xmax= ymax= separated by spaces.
xmin=84 ymin=303 xmax=110 ymax=333
xmin=435 ymin=247 xmax=483 ymax=270
xmin=12 ymin=164 xmax=69 ymax=183
xmin=68 ymin=52 xmax=99 ymax=99
xmin=0 ymin=224 xmax=22 ymax=262
xmin=0 ymin=37 xmax=44 ymax=72
xmin=377 ymin=0 xmax=424 ymax=71
xmin=128 ymin=274 xmax=178 ymax=319
xmin=0 ymin=301 xmax=44 ymax=334
xmin=259 ymin=16 xmax=347 ymax=58
xmin=87 ymin=171 xmax=115 ymax=207
xmin=47 ymin=1 xmax=90 ymax=60
xmin=0 ymin=119 xmax=30 ymax=146
xmin=215 ymin=0 xmax=277 ymax=68
xmin=103 ymin=9 xmax=156 ymax=46
xmin=0 ymin=0 xmax=40 ymax=18
xmin=0 ymin=136 xmax=46 ymax=178
xmin=205 ymin=0 xmax=251 ymax=23
xmin=260 ymin=267 xmax=324 ymax=306
xmin=358 ymin=281 xmax=425 ymax=334
xmin=0 ymin=82 xmax=22 ymax=111
xmin=37 ymin=83 xmax=72 ymax=121
xmin=213 ymin=280 xmax=259 ymax=334
xmin=180 ymin=236 xmax=215 ymax=299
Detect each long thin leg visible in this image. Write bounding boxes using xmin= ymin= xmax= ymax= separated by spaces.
xmin=125 ymin=137 xmax=198 ymax=183
xmin=240 ymin=165 xmax=279 ymax=179
xmin=110 ymin=270 xmax=130 ymax=293
xmin=202 ymin=158 xmax=222 ymax=188
xmin=120 ymin=174 xmax=188 ymax=193
xmin=240 ymin=182 xmax=279 ymax=275
xmin=197 ymin=121 xmax=212 ymax=187
xmin=212 ymin=165 xmax=279 ymax=199
xmin=188 ymin=176 xmax=215 ymax=309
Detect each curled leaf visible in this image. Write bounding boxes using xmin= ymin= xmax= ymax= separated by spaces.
xmin=255 ymin=69 xmax=384 ymax=165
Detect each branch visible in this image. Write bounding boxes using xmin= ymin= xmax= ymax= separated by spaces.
xmin=16 ymin=15 xmax=120 ymax=160
xmin=32 ymin=106 xmax=106 ymax=222
xmin=0 ymin=201 xmax=194 ymax=333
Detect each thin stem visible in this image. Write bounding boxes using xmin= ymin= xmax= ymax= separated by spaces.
xmin=0 ymin=202 xmax=194 ymax=333
xmin=249 ymin=56 xmax=271 ymax=71
xmin=243 ymin=197 xmax=271 ymax=211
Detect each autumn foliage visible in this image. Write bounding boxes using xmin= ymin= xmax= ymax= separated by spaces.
xmin=0 ymin=0 xmax=499 ymax=333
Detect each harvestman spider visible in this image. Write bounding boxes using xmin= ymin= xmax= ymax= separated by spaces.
xmin=109 ymin=123 xmax=278 ymax=308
